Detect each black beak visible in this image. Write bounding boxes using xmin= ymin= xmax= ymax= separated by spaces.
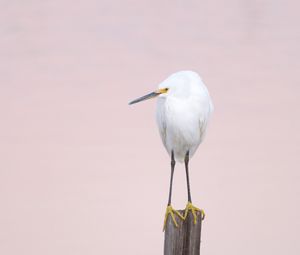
xmin=129 ymin=91 xmax=160 ymax=105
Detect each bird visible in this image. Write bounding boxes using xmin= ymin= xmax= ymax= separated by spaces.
xmin=129 ymin=71 xmax=213 ymax=229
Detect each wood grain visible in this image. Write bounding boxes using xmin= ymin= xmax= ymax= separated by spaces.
xmin=164 ymin=210 xmax=202 ymax=255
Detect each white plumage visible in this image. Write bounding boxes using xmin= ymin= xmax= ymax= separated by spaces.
xmin=129 ymin=70 xmax=213 ymax=162
xmin=129 ymin=70 xmax=213 ymax=227
xmin=155 ymin=71 xmax=213 ymax=162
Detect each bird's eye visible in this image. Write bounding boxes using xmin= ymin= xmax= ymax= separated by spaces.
xmin=158 ymin=88 xmax=169 ymax=94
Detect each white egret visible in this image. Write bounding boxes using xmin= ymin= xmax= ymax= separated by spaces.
xmin=129 ymin=71 xmax=213 ymax=229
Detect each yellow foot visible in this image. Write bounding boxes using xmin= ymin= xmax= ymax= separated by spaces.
xmin=163 ymin=205 xmax=184 ymax=231
xmin=183 ymin=202 xmax=205 ymax=224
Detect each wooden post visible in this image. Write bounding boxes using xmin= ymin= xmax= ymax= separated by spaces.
xmin=164 ymin=210 xmax=202 ymax=255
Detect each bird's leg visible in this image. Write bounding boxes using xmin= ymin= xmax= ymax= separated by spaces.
xmin=183 ymin=151 xmax=205 ymax=224
xmin=185 ymin=151 xmax=192 ymax=203
xmin=167 ymin=151 xmax=176 ymax=206
xmin=163 ymin=151 xmax=184 ymax=231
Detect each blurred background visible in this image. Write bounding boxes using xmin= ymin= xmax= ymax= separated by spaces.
xmin=0 ymin=0 xmax=299 ymax=254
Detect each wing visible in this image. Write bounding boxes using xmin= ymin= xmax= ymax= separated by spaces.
xmin=199 ymin=98 xmax=214 ymax=142
xmin=156 ymin=99 xmax=168 ymax=150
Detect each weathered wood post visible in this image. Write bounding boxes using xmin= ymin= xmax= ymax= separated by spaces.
xmin=164 ymin=210 xmax=203 ymax=255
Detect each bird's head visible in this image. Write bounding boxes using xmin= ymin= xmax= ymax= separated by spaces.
xmin=129 ymin=71 xmax=196 ymax=105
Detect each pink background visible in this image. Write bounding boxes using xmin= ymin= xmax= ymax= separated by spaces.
xmin=0 ymin=1 xmax=299 ymax=254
